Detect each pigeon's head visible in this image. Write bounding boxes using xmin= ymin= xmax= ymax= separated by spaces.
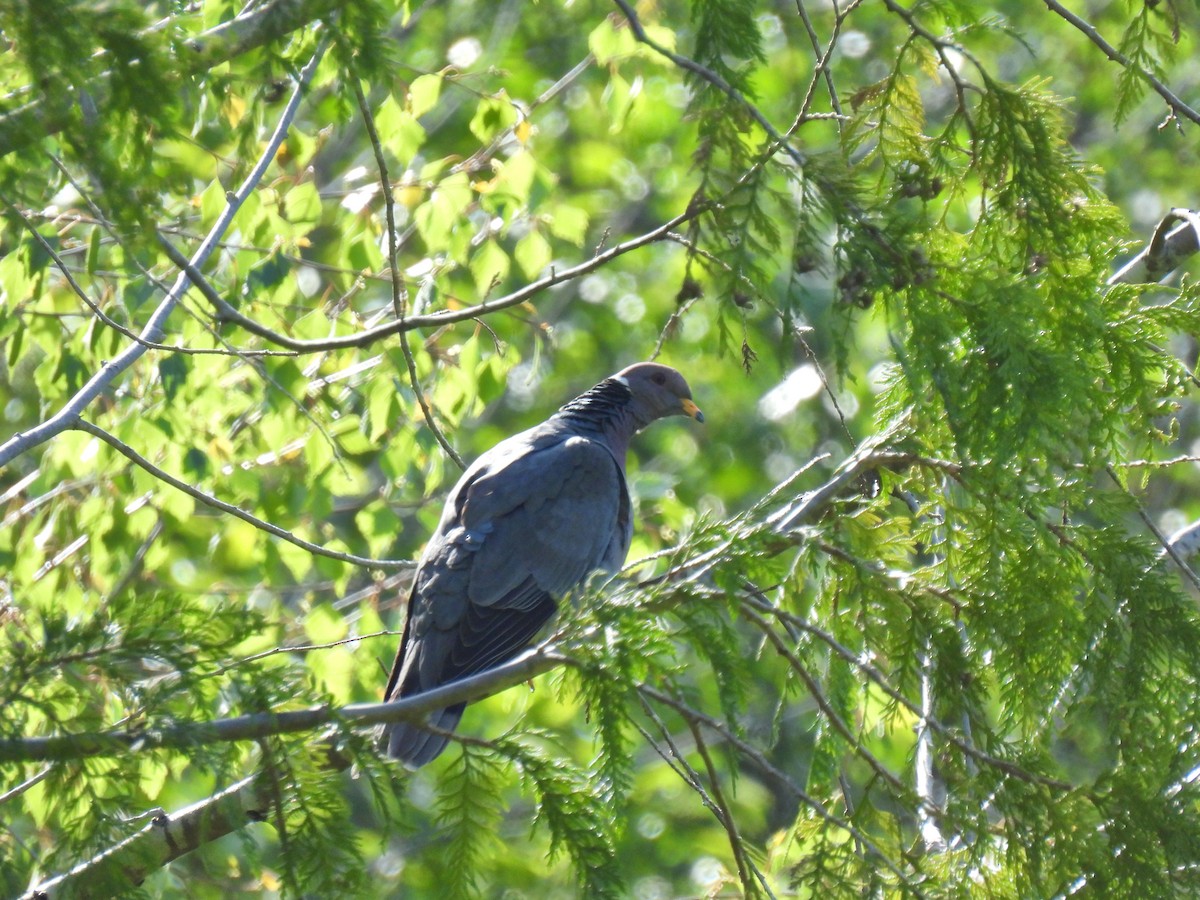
xmin=614 ymin=362 xmax=704 ymax=428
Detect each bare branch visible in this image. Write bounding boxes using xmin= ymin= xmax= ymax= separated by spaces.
xmin=1043 ymin=0 xmax=1200 ymax=128
xmin=352 ymin=78 xmax=466 ymax=470
xmin=71 ymin=418 xmax=409 ymax=571
xmin=1110 ymin=208 xmax=1200 ymax=285
xmin=23 ymin=771 xmax=272 ymax=900
xmin=174 ymin=205 xmax=709 ymax=353
xmin=0 ymin=38 xmax=328 ymax=471
xmin=0 ymin=643 xmax=564 ymax=763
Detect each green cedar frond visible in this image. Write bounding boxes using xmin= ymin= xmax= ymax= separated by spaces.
xmin=501 ymin=739 xmax=624 ymax=899
xmin=432 ymin=745 xmax=506 ymax=899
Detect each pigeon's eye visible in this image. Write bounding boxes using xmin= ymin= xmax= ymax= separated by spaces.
xmin=652 ymin=372 xmax=666 ymax=385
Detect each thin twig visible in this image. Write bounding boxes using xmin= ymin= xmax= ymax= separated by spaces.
xmin=740 ymin=605 xmax=906 ymax=793
xmin=203 ymin=630 xmax=403 ymax=678
xmin=151 ymin=234 xmax=351 ymax=470
xmin=740 ymin=592 xmax=1073 ymax=791
xmin=685 ymin=718 xmax=776 ymax=899
xmin=794 ymin=0 xmax=846 ymax=122
xmin=72 ymin=418 xmax=409 ymax=570
xmin=169 ymin=204 xmax=709 ymax=353
xmin=1042 ymin=0 xmax=1200 ymax=127
xmin=0 ymin=643 xmax=566 ymax=762
xmin=1105 ymin=464 xmax=1200 ymax=590
xmin=610 ymin=0 xmax=806 ymax=169
xmin=637 ymin=683 xmax=923 ymax=891
xmin=349 ymin=80 xmax=465 ymax=471
xmin=0 ymin=766 xmax=52 ymax=805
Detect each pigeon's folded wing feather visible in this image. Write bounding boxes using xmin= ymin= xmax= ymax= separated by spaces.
xmin=390 ymin=432 xmax=627 ymax=699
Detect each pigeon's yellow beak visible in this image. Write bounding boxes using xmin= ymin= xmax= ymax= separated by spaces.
xmin=681 ymin=398 xmax=705 ymax=423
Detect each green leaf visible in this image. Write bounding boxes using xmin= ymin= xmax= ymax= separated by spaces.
xmin=304 ymin=602 xmax=349 ymax=644
xmin=378 ymin=101 xmax=427 ymax=162
xmin=547 ymin=205 xmax=589 ymax=245
xmin=469 ymin=93 xmax=518 ymax=143
xmin=158 ymin=354 xmax=188 ymax=402
xmin=588 ymin=18 xmax=639 ymax=66
xmin=197 ymin=178 xmax=227 ymax=229
xmin=470 ymin=239 xmax=510 ymax=296
xmin=514 ymin=228 xmax=551 ymax=278
xmin=415 ymin=172 xmax=474 ymax=249
xmin=408 ymin=73 xmax=443 ymax=118
xmin=245 ymin=250 xmax=291 ymax=293
xmin=85 ymin=226 xmax=101 ymax=274
xmin=284 ymin=180 xmax=322 ymax=228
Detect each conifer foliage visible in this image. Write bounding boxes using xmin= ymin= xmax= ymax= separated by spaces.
xmin=2 ymin=0 xmax=1200 ymax=897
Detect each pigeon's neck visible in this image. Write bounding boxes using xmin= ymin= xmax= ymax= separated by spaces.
xmin=554 ymin=377 xmax=644 ymax=457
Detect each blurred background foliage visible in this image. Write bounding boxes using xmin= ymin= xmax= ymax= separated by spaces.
xmin=3 ymin=0 xmax=1200 ymax=896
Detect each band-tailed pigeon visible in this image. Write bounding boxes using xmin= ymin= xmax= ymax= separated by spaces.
xmin=382 ymin=362 xmax=703 ymax=766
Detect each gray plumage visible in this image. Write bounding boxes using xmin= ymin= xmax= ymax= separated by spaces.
xmin=382 ymin=362 xmax=703 ymax=766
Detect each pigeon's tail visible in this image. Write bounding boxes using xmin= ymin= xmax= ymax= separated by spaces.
xmin=382 ymin=702 xmax=466 ymax=768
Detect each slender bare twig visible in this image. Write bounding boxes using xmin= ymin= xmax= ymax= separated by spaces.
xmin=740 ymin=605 xmax=906 ymax=793
xmin=203 ymin=630 xmax=403 ymax=678
xmin=0 ymin=765 xmax=52 ymax=805
xmin=794 ymin=0 xmax=846 ymax=122
xmin=633 ymin=697 xmax=738 ymax=837
xmin=685 ymin=719 xmax=776 ymax=899
xmin=350 ymin=79 xmax=466 ymax=470
xmin=0 ymin=199 xmax=173 ymax=353
xmin=71 ymin=418 xmax=408 ymax=570
xmin=637 ymin=683 xmax=923 ymax=891
xmin=1042 ymin=0 xmax=1200 ymax=127
xmin=100 ymin=518 xmax=165 ymax=608
xmin=1 ymin=211 xmax=284 ymax=358
xmin=148 ymin=234 xmax=351 ymax=467
xmin=169 ymin=203 xmax=709 ymax=354
xmin=635 ymin=690 xmax=768 ymax=894
xmin=610 ymin=0 xmax=806 ymax=169
xmin=1104 ymin=465 xmax=1200 ymax=590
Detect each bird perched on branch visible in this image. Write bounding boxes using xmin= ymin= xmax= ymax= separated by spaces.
xmin=382 ymin=362 xmax=704 ymax=766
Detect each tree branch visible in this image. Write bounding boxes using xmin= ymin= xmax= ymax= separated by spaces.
xmin=351 ymin=77 xmax=466 ymax=470
xmin=0 ymin=38 xmax=327 ymax=471
xmin=1042 ymin=0 xmax=1200 ymax=128
xmin=170 ymin=205 xmax=709 ymax=354
xmin=23 ymin=772 xmax=270 ymax=900
xmin=69 ymin=418 xmax=407 ymax=570
xmin=0 ymin=643 xmax=564 ymax=763
xmin=1110 ymin=208 xmax=1200 ymax=285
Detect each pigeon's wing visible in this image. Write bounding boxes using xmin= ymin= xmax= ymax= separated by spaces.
xmin=383 ymin=432 xmax=630 ymax=765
